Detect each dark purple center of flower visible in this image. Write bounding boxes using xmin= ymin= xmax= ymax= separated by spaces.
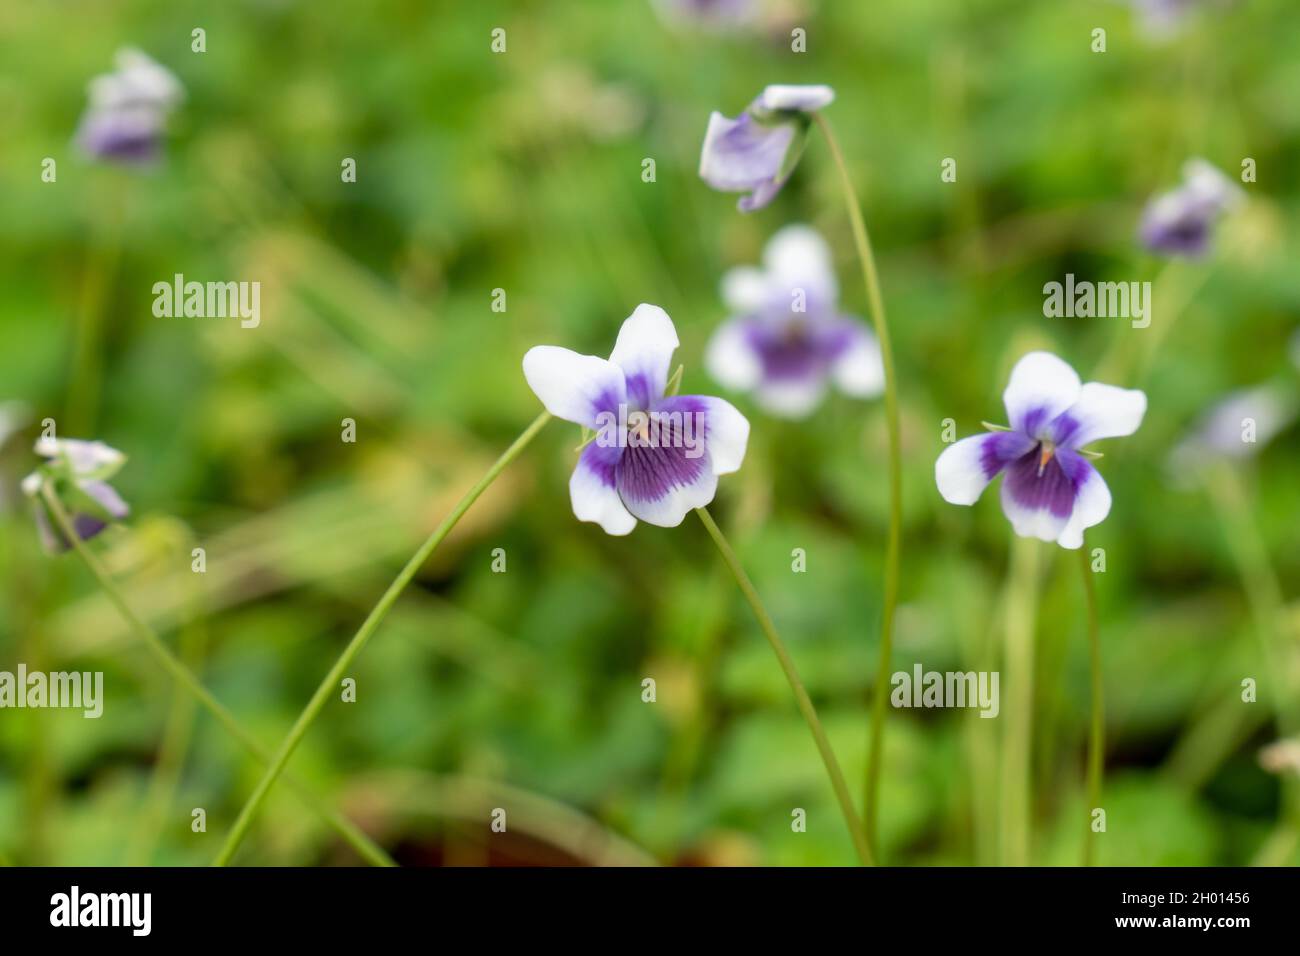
xmin=746 ymin=319 xmax=852 ymax=383
xmin=1002 ymin=443 xmax=1084 ymax=517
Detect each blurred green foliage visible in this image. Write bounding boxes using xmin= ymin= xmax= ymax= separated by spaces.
xmin=0 ymin=0 xmax=1297 ymax=866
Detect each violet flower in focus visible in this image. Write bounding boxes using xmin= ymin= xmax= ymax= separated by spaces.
xmin=22 ymin=437 xmax=130 ymax=553
xmin=935 ymin=352 xmax=1147 ymax=549
xmin=706 ymin=225 xmax=883 ymax=418
xmin=1139 ymin=158 xmax=1243 ymax=257
xmin=523 ymin=305 xmax=749 ymax=535
xmin=75 ymin=48 xmax=183 ymax=164
xmin=699 ymin=84 xmax=834 ymax=212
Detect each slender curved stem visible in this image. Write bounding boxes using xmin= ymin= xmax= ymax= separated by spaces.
xmin=813 ymin=113 xmax=902 ymax=854
xmin=1079 ymin=543 xmax=1103 ymax=866
xmin=695 ymin=507 xmax=872 ymax=865
xmin=214 ymin=411 xmax=552 ymax=865
xmin=40 ymin=485 xmax=395 ymax=867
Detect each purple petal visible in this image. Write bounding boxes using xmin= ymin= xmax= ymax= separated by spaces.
xmin=999 ymin=446 xmax=1095 ymax=543
xmin=569 ymin=441 xmax=635 ymax=535
xmin=699 ymin=111 xmax=794 ymax=210
xmin=82 ymin=479 xmax=130 ymax=520
xmin=935 ymin=431 xmax=1035 ymax=506
xmin=76 ymin=109 xmax=164 ymax=164
xmin=615 ymin=400 xmax=717 ymax=526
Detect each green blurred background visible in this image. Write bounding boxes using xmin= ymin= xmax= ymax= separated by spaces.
xmin=0 ymin=0 xmax=1297 ymax=866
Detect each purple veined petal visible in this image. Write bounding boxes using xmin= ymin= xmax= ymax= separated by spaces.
xmin=935 ymin=431 xmax=1036 ymax=506
xmin=654 ymin=394 xmax=750 ymax=475
xmin=1002 ymin=351 xmax=1082 ymax=437
xmin=705 ymin=316 xmax=764 ymax=392
xmin=608 ymin=304 xmax=678 ymax=409
xmin=522 ymin=346 xmax=627 ymax=428
xmin=82 ymin=479 xmax=130 ymax=520
xmin=699 ymin=111 xmax=794 ymax=202
xmin=756 ymin=84 xmax=835 ymax=113
xmin=614 ymin=403 xmax=718 ymax=527
xmin=1056 ymin=459 xmax=1112 ymax=549
xmin=999 ymin=445 xmax=1091 ymax=543
xmin=1051 ymin=382 xmax=1147 ymax=450
xmin=569 ymin=441 xmax=636 ymax=536
xmin=828 ymin=317 xmax=884 ymax=398
xmin=762 ymin=224 xmax=838 ymax=315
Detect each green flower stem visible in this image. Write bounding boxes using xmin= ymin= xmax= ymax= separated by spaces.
xmin=999 ymin=536 xmax=1039 ymax=866
xmin=213 ymin=411 xmax=552 ymax=865
xmin=1078 ymin=542 xmax=1103 ymax=867
xmin=812 ymin=113 xmax=903 ymax=854
xmin=40 ymin=485 xmax=395 ymax=867
xmin=1204 ymin=462 xmax=1300 ymax=860
xmin=695 ymin=507 xmax=873 ymax=866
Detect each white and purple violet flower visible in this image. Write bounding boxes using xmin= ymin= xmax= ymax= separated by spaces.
xmin=523 ymin=304 xmax=749 ymax=535
xmin=22 ymin=438 xmax=130 ymax=553
xmin=75 ymin=48 xmax=183 ymax=164
xmin=1139 ymin=158 xmax=1243 ymax=257
xmin=935 ymin=352 xmax=1147 ymax=549
xmin=706 ymin=225 xmax=883 ymax=417
xmin=699 ymin=84 xmax=834 ymax=212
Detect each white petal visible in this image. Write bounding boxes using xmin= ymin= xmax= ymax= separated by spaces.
xmin=1000 ymin=479 xmax=1071 ymax=543
xmin=620 ymin=463 xmax=718 ymax=528
xmin=754 ymin=376 xmax=827 ymax=419
xmin=935 ymin=435 xmax=998 ymax=506
xmin=764 ymin=224 xmax=838 ymax=308
xmin=705 ymin=318 xmax=763 ymax=391
xmin=1002 ymin=351 xmax=1081 ymax=436
xmin=700 ymin=397 xmax=749 ymax=475
xmin=1056 ymin=466 xmax=1112 ymax=550
xmin=720 ymin=265 xmax=768 ymax=313
xmin=758 ymin=84 xmax=835 ymax=113
xmin=609 ymin=303 xmax=679 ymax=407
xmin=522 ymin=346 xmax=626 ymax=429
xmin=1059 ymin=382 xmax=1147 ymax=449
xmin=570 ymin=453 xmax=636 ymax=536
xmin=1182 ymin=158 xmax=1244 ymax=211
xmin=830 ymin=321 xmax=884 ymax=397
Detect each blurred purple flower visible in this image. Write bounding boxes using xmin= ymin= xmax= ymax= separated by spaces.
xmin=706 ymin=225 xmax=883 ymax=418
xmin=699 ymin=84 xmax=834 ymax=212
xmin=652 ymin=0 xmax=757 ymax=29
xmin=935 ymin=352 xmax=1147 ymax=549
xmin=1139 ymin=158 xmax=1243 ymax=257
xmin=523 ymin=305 xmax=749 ymax=535
xmin=22 ymin=438 xmax=130 ymax=553
xmin=1168 ymin=383 xmax=1298 ymax=481
xmin=75 ymin=48 xmax=183 ymax=164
